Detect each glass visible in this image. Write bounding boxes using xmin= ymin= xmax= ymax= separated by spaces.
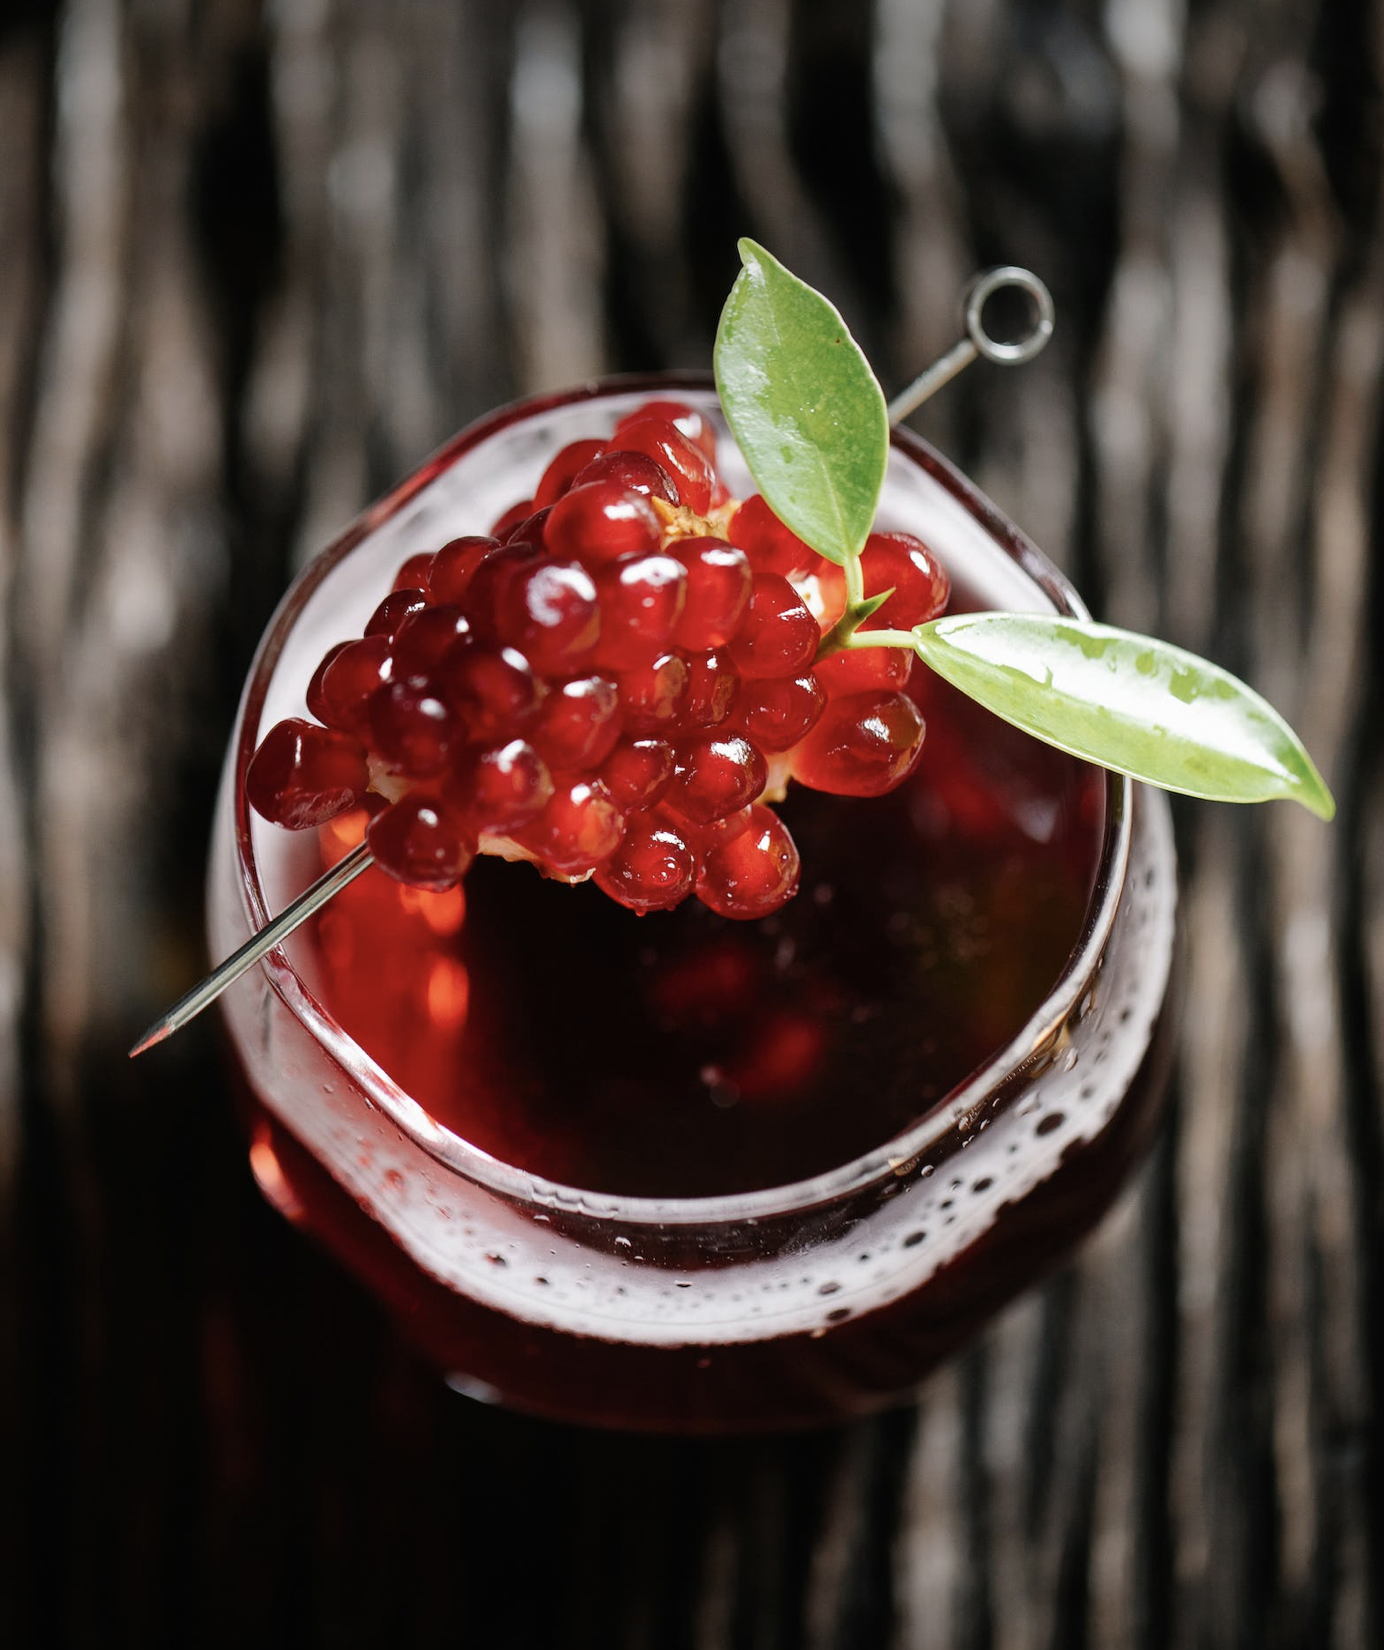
xmin=208 ymin=377 xmax=1178 ymax=1432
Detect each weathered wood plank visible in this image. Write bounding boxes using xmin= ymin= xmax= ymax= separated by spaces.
xmin=2 ymin=0 xmax=1380 ymax=1644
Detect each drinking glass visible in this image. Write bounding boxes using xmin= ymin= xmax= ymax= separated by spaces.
xmin=208 ymin=378 xmax=1178 ymax=1431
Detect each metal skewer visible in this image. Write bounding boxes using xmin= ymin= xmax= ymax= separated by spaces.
xmin=128 ymin=840 xmax=375 ymax=1056
xmin=887 ymin=266 xmax=1054 ymax=424
xmin=129 ymin=265 xmax=1054 ymax=1059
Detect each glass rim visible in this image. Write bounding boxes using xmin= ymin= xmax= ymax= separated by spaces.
xmin=230 ymin=373 xmax=1134 ymax=1229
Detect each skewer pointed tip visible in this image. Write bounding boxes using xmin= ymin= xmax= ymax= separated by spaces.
xmin=127 ymin=840 xmax=377 ymax=1059
xmin=128 ymin=1021 xmax=172 ymax=1060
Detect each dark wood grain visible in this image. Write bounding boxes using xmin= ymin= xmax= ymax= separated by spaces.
xmin=2 ymin=0 xmax=1381 ymax=1645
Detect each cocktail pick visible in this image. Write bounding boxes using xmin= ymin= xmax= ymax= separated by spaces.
xmin=886 ymin=267 xmax=1053 ymax=423
xmin=127 ymin=267 xmax=1055 ymax=1059
xmin=128 ymin=841 xmax=375 ymax=1056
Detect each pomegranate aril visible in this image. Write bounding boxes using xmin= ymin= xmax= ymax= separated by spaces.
xmin=599 ymin=736 xmax=675 ymax=810
xmin=608 ymin=416 xmax=714 ymax=514
xmin=438 ymin=641 xmax=544 ymax=741
xmin=618 ymin=651 xmax=690 ymax=731
xmin=391 ymin=605 xmax=473 ymax=678
xmin=534 ymin=439 xmax=606 ymax=509
xmin=498 ymin=505 xmax=551 ymax=548
xmin=731 ymin=494 xmax=820 ymax=579
xmin=369 ymin=678 xmax=455 ymax=778
xmin=695 ymin=804 xmax=801 ymax=920
xmin=429 ymin=536 xmax=499 ymax=604
xmin=572 ymin=449 xmax=680 ymax=505
xmin=813 ymin=644 xmax=912 ymax=696
xmin=365 ymin=587 xmax=429 ymax=640
xmin=666 ymin=805 xmax=752 ymax=871
xmin=496 ymin=558 xmax=601 ymax=676
xmin=315 ymin=635 xmax=393 ymax=733
xmin=727 ymin=573 xmax=820 ymax=680
xmin=664 ymin=733 xmax=767 ymax=825
xmin=667 ymin=537 xmax=752 ymax=649
xmin=544 ymin=481 xmax=661 ymax=566
xmin=592 ymin=552 xmax=687 ymax=670
xmin=446 ymin=739 xmax=553 ymax=832
xmin=615 ymin=398 xmax=716 ymax=463
xmin=306 ymin=642 xmax=348 ymax=725
xmin=861 ymin=531 xmax=950 ymax=628
xmin=393 ymin=552 xmax=436 ymax=594
xmin=735 ymin=672 xmax=825 ymax=751
xmin=530 ymin=674 xmax=622 ymax=771
xmin=464 ymin=542 xmax=544 ymax=639
xmin=490 ymin=498 xmax=533 ymax=539
xmin=516 ymin=778 xmax=626 ymax=876
xmin=683 ymin=648 xmax=740 ymax=728
xmin=594 ymin=818 xmax=695 ymax=914
xmin=790 ymin=689 xmax=927 ymax=797
xmin=368 ymin=794 xmax=475 ymax=891
xmin=671 ymin=802 xmax=754 ymax=857
xmin=247 ymin=718 xmax=369 ymax=830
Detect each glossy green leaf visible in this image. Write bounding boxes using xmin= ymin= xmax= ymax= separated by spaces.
xmin=714 ymin=239 xmax=889 ymax=567
xmin=912 ymin=614 xmax=1335 ymax=818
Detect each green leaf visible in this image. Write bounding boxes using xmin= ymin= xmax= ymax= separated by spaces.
xmin=912 ymin=614 xmax=1335 ymax=819
xmin=714 ymin=239 xmax=889 ymax=567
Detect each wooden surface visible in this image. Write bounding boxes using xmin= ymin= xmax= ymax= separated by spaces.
xmin=2 ymin=0 xmax=1381 ymax=1644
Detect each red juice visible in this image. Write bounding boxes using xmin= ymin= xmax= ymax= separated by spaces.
xmin=212 ymin=379 xmax=1178 ymax=1430
xmin=308 ymin=653 xmax=1104 ymax=1200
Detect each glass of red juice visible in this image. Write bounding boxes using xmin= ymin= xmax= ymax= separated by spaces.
xmin=208 ymin=377 xmax=1178 ymax=1432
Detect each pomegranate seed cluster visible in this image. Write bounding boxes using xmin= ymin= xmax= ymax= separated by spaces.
xmin=247 ymin=400 xmax=949 ymax=920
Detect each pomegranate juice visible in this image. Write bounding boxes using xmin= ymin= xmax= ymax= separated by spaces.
xmin=211 ymin=381 xmax=1178 ymax=1430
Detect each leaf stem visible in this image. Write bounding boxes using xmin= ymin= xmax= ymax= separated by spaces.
xmin=814 ymin=581 xmax=895 ymax=662
xmin=842 ymin=626 xmax=920 ymax=652
xmin=843 ymin=548 xmax=865 ymax=607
